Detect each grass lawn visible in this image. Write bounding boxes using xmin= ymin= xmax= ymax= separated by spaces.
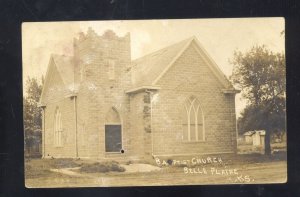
xmin=25 ymin=152 xmax=287 ymax=187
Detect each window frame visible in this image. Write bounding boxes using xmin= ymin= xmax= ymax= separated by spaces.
xmin=182 ymin=96 xmax=205 ymax=142
xmin=54 ymin=108 xmax=63 ymax=147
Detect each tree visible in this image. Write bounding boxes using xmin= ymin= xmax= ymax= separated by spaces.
xmin=24 ymin=76 xmax=44 ymax=157
xmin=230 ymin=45 xmax=286 ymax=155
xmin=237 ymin=101 xmax=285 ymax=136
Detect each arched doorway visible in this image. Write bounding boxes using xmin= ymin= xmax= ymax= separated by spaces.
xmin=105 ymin=107 xmax=122 ymax=152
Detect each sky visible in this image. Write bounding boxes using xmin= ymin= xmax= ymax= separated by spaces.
xmin=22 ymin=18 xmax=285 ymax=117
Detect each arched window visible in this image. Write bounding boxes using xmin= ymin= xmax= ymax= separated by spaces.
xmin=183 ymin=96 xmax=205 ymax=141
xmin=54 ymin=108 xmax=63 ymax=146
xmin=105 ymin=107 xmax=122 ymax=152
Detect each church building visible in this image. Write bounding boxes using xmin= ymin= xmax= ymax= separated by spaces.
xmin=39 ymin=27 xmax=239 ymax=160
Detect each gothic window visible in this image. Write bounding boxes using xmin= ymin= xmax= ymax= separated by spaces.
xmin=54 ymin=108 xmax=63 ymax=146
xmin=182 ymin=96 xmax=205 ymax=141
xmin=108 ymin=60 xmax=115 ymax=80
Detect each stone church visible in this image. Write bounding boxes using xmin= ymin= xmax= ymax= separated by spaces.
xmin=39 ymin=27 xmax=239 ymax=160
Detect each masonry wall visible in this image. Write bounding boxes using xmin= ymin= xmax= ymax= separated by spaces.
xmin=152 ymin=43 xmax=237 ymax=156
xmin=128 ymin=92 xmax=153 ymax=160
xmin=42 ymin=29 xmax=144 ymax=160
xmin=73 ymin=30 xmax=137 ymax=160
xmin=44 ymin=99 xmax=76 ymax=158
xmin=43 ymin=63 xmax=76 ymax=158
xmin=42 ymin=31 xmax=237 ymax=159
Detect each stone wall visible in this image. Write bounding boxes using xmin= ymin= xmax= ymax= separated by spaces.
xmin=74 ymin=29 xmax=133 ymax=159
xmin=43 ymin=62 xmax=76 ymax=158
xmin=42 ymin=31 xmax=237 ymax=160
xmin=152 ymin=43 xmax=237 ymax=156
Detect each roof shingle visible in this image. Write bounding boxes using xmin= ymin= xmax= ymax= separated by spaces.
xmin=131 ymin=37 xmax=193 ymax=87
xmin=51 ymin=54 xmax=74 ymax=88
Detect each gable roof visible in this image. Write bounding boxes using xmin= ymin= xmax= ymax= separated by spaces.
xmin=51 ymin=54 xmax=74 ymax=87
xmin=131 ymin=37 xmax=193 ymax=87
xmin=39 ymin=54 xmax=74 ymax=105
xmin=129 ymin=36 xmax=235 ymax=92
xmin=244 ymin=130 xmax=266 ymax=136
xmin=40 ymin=34 xmax=238 ymax=105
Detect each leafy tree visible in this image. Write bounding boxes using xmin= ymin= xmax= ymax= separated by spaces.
xmin=23 ymin=76 xmax=44 ymax=156
xmin=237 ymin=100 xmax=285 ymax=136
xmin=230 ymin=45 xmax=286 ymax=155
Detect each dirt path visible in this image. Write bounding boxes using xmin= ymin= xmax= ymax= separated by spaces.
xmin=120 ymin=163 xmax=161 ymax=173
xmin=50 ymin=168 xmax=91 ymax=178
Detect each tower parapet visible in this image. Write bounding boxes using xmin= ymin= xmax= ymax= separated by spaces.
xmin=74 ymin=27 xmax=131 ymax=62
xmin=73 ymin=27 xmax=131 ymax=84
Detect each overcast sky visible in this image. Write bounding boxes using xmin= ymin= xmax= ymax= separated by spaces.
xmin=22 ymin=18 xmax=285 ymax=116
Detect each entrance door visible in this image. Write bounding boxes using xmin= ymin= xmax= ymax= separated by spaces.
xmin=105 ymin=125 xmax=122 ymax=152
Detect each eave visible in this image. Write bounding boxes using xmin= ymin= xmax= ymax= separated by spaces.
xmin=125 ymin=86 xmax=161 ymax=94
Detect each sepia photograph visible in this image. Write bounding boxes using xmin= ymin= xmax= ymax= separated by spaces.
xmin=22 ymin=18 xmax=286 ymax=187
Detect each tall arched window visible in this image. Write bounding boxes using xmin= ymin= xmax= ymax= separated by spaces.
xmin=54 ymin=108 xmax=63 ymax=146
xmin=105 ymin=107 xmax=122 ymax=152
xmin=183 ymin=96 xmax=205 ymax=141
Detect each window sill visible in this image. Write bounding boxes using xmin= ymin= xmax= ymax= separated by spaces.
xmin=182 ymin=140 xmax=206 ymax=144
xmin=105 ymin=152 xmax=123 ymax=154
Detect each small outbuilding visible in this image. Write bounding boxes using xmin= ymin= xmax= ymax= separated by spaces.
xmin=243 ymin=131 xmax=255 ymax=144
xmin=243 ymin=130 xmax=266 ymax=146
xmin=252 ymin=130 xmax=266 ymax=146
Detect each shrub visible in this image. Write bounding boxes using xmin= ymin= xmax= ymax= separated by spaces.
xmin=52 ymin=158 xmax=81 ymax=169
xmin=126 ymin=160 xmax=133 ymax=165
xmin=79 ymin=161 xmax=125 ymax=173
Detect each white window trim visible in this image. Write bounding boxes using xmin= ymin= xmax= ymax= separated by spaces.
xmin=54 ymin=109 xmax=63 ymax=147
xmin=183 ymin=97 xmax=205 ymax=142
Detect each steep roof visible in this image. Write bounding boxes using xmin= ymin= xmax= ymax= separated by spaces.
xmin=39 ymin=54 xmax=75 ymax=105
xmin=51 ymin=54 xmax=74 ymax=87
xmin=129 ymin=36 xmax=234 ymax=92
xmin=131 ymin=37 xmax=193 ymax=87
xmin=244 ymin=130 xmax=266 ymax=136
